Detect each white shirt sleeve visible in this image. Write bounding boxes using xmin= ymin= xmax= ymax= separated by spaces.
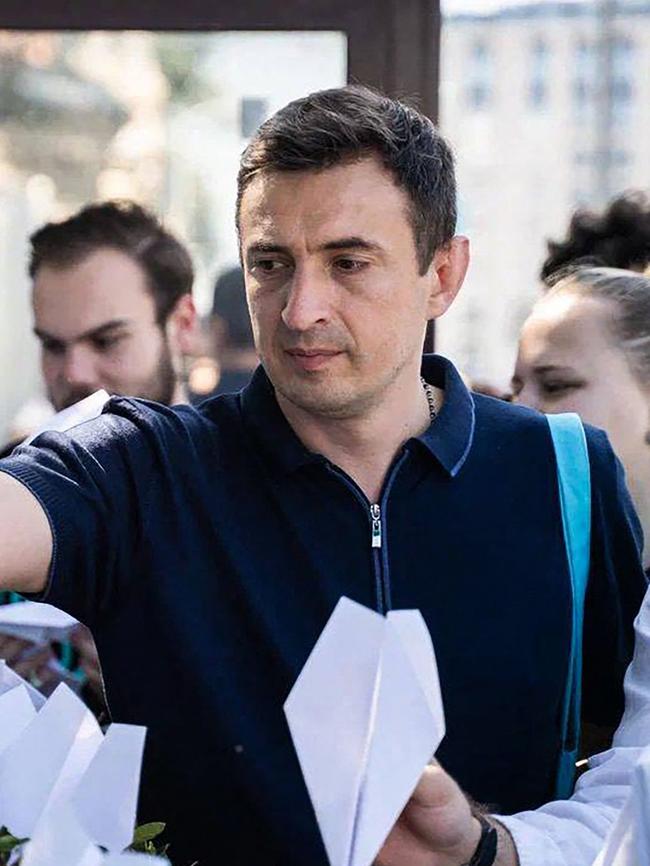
xmin=496 ymin=584 xmax=650 ymax=866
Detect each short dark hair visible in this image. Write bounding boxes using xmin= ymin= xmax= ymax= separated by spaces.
xmin=237 ymin=85 xmax=457 ymax=274
xmin=29 ymin=200 xmax=194 ymax=323
xmin=541 ymin=191 xmax=650 ymax=284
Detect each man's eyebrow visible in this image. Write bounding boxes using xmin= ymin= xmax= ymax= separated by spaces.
xmin=320 ymin=237 xmax=383 ymax=253
xmin=532 ymin=364 xmax=575 ymax=374
xmin=34 ymin=318 xmax=131 ymax=344
xmin=246 ymin=237 xmax=383 ymax=256
xmin=245 ymin=243 xmax=289 ymax=257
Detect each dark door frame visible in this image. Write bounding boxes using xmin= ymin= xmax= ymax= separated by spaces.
xmin=0 ymin=0 xmax=440 ymax=347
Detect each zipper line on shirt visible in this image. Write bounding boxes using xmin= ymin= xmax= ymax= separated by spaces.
xmin=377 ymin=451 xmax=408 ymax=612
xmin=325 ymin=450 xmax=408 ymax=615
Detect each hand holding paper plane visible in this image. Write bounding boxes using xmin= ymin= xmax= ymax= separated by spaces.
xmin=284 ymin=596 xmax=446 ymax=866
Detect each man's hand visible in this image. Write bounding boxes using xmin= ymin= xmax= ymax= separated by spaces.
xmin=376 ymin=763 xmax=481 ymax=866
xmin=376 ymin=762 xmax=519 ymax=866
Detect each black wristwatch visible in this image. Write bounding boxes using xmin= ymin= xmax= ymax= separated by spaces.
xmin=461 ymin=813 xmax=498 ymax=866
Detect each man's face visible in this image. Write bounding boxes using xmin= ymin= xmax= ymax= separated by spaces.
xmin=33 ymin=247 xmax=176 ymax=411
xmin=239 ymin=156 xmax=442 ymax=419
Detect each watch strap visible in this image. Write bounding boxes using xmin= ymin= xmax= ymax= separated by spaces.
xmin=462 ymin=813 xmax=498 ymax=866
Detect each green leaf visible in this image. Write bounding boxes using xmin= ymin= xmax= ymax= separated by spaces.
xmin=131 ymin=822 xmax=166 ymax=846
xmin=0 ymin=833 xmax=26 ymax=852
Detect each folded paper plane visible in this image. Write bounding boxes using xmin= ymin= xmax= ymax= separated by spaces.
xmin=0 ymin=672 xmax=157 ymax=864
xmin=22 ymin=390 xmax=110 ymax=447
xmin=0 ymin=601 xmax=78 ymax=644
xmin=73 ymin=723 xmax=147 ymax=852
xmin=0 ymin=659 xmax=45 ymax=709
xmin=284 ymin=596 xmax=446 ymax=866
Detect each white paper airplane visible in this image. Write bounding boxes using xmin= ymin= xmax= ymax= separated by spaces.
xmin=0 ymin=683 xmax=103 ymax=838
xmin=23 ymin=390 xmax=110 ymax=447
xmin=0 ymin=684 xmax=36 ymax=755
xmin=592 ymin=745 xmax=650 ymax=866
xmin=22 ymin=801 xmax=169 ymax=866
xmin=0 ymin=670 xmax=158 ymax=865
xmin=21 ymin=801 xmax=104 ymax=866
xmin=284 ymin=596 xmax=446 ymax=866
xmin=0 ymin=601 xmax=78 ymax=644
xmin=0 ymin=659 xmax=45 ymax=709
xmin=73 ymin=723 xmax=147 ymax=852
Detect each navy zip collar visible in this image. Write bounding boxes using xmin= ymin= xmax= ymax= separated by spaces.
xmin=240 ymin=354 xmax=476 ymax=478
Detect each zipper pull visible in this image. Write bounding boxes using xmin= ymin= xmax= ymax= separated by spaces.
xmin=370 ymin=504 xmax=382 ymax=549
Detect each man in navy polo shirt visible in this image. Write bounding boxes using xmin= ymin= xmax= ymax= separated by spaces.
xmin=0 ymin=87 xmax=646 ymax=866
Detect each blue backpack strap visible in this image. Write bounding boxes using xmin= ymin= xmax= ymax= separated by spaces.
xmin=547 ymin=413 xmax=591 ymax=799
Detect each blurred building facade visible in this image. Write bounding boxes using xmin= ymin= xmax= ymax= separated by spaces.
xmin=438 ymin=0 xmax=650 ymax=386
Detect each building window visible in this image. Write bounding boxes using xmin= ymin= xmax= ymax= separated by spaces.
xmin=468 ymin=83 xmax=490 ymax=109
xmin=611 ymin=149 xmax=630 ymax=167
xmin=466 ymin=39 xmax=492 ymax=110
xmin=529 ymin=79 xmax=546 ymax=108
xmin=611 ymin=36 xmax=635 ymax=122
xmin=611 ymin=78 xmax=633 ymax=106
xmin=528 ymin=37 xmax=549 ymax=109
xmin=572 ymin=39 xmax=594 ymax=113
xmin=240 ymin=96 xmax=268 ymax=139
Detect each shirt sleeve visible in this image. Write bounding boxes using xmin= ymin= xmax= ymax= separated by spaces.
xmin=498 ymin=584 xmax=650 ymax=866
xmin=0 ymin=398 xmax=164 ymax=628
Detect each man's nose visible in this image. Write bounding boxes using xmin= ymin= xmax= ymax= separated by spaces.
xmin=515 ymin=383 xmax=543 ymax=412
xmin=281 ymin=266 xmax=332 ymax=332
xmin=62 ymin=346 xmax=100 ymax=388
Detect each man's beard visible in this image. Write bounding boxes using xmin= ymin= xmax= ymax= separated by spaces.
xmin=138 ymin=338 xmax=178 ymax=406
xmin=53 ymin=339 xmax=178 ymax=411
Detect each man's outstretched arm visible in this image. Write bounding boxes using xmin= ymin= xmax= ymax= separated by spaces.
xmin=0 ymin=472 xmax=52 ymax=594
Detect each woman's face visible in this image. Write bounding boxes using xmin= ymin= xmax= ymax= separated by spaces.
xmin=513 ymin=291 xmax=650 ymax=493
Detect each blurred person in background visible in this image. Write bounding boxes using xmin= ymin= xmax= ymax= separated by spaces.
xmin=541 ymin=191 xmax=650 ymax=284
xmin=513 ymin=267 xmax=650 ymax=568
xmin=29 ymin=199 xmax=196 ymax=414
xmin=0 ymin=199 xmax=197 ymax=703
xmin=187 ymin=266 xmax=258 ymax=401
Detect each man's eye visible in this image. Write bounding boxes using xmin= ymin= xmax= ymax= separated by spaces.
xmin=334 ymin=258 xmax=366 ymax=273
xmin=42 ymin=340 xmax=65 ymax=356
xmin=93 ymin=336 xmax=123 ymax=352
xmin=541 ymin=382 xmax=581 ymax=396
xmin=252 ymin=259 xmax=286 ymax=274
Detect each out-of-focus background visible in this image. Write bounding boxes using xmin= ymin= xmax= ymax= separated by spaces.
xmin=0 ymin=0 xmax=648 ymax=440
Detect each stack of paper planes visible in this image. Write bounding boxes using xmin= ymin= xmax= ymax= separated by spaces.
xmin=592 ymin=745 xmax=650 ymax=866
xmin=0 ymin=661 xmax=167 ymax=865
xmin=284 ymin=596 xmax=446 ymax=866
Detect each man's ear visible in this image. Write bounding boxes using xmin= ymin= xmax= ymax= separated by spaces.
xmin=166 ymin=294 xmax=198 ymax=355
xmin=425 ymin=236 xmax=470 ymax=320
